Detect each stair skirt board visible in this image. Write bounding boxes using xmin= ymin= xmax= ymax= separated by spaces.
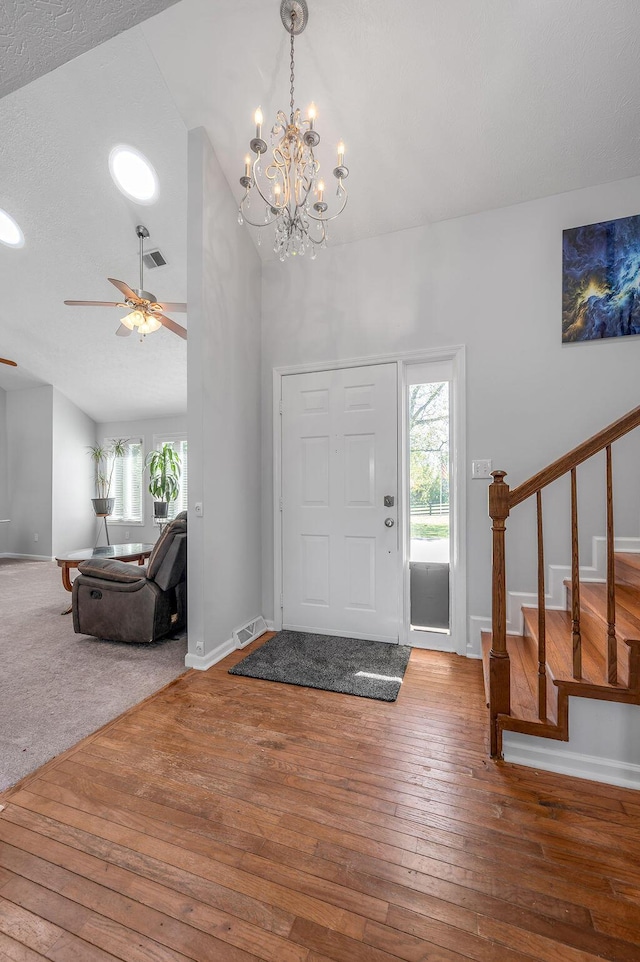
xmin=503 ymin=696 xmax=640 ymax=789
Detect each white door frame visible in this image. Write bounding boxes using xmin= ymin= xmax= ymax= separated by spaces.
xmin=273 ymin=345 xmax=467 ymax=656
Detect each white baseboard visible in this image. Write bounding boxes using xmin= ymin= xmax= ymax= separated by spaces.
xmin=467 ymin=617 xmax=486 ymax=658
xmin=503 ymin=735 xmax=640 ymax=790
xmin=265 ymin=620 xmax=276 ymax=631
xmin=185 ymin=636 xmax=235 ymax=671
xmin=0 ymin=552 xmax=54 ymax=562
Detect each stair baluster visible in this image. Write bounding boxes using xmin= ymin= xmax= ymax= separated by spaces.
xmin=536 ymin=490 xmax=547 ymax=720
xmin=606 ymin=445 xmax=617 ymax=685
xmin=488 ymin=470 xmax=511 ymax=757
xmin=570 ymin=467 xmax=582 ymax=680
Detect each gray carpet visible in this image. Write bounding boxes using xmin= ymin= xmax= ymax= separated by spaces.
xmin=0 ymin=558 xmax=187 ymax=791
xmin=229 ymin=629 xmax=411 ymax=701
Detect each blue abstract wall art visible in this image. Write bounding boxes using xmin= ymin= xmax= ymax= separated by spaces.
xmin=562 ymin=213 xmax=640 ymax=342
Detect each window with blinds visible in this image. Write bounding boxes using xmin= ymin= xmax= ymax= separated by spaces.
xmin=156 ymin=435 xmax=188 ymax=520
xmin=107 ymin=438 xmax=144 ymax=524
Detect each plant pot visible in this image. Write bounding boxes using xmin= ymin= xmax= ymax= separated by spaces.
xmin=153 ymin=501 xmax=169 ymax=519
xmin=92 ymin=497 xmax=115 ymax=517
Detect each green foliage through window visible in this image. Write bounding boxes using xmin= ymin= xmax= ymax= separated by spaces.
xmin=409 ymin=381 xmax=450 ymax=513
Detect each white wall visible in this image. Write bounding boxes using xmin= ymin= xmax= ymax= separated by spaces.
xmin=504 ymin=698 xmax=640 ymax=790
xmin=0 ymin=387 xmax=7 ymax=553
xmin=261 ymin=174 xmax=640 ymax=649
xmin=96 ymin=413 xmax=187 ymax=546
xmin=6 ymin=386 xmax=54 ymax=557
xmin=52 ymin=388 xmax=96 ymax=555
xmin=187 ymin=127 xmax=262 ymax=668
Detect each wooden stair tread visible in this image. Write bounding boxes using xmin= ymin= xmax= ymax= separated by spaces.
xmin=522 ymin=606 xmax=630 ymax=690
xmin=573 ymin=581 xmax=640 ymax=640
xmin=615 ymin=551 xmax=640 ymax=588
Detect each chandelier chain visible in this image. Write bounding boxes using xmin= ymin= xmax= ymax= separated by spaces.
xmin=289 ymin=12 xmax=296 ymax=122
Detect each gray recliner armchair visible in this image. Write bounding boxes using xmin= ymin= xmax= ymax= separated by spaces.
xmin=72 ymin=512 xmax=187 ymax=643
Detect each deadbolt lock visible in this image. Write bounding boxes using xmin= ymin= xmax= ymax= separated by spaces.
xmin=384 ymin=495 xmax=395 ymax=507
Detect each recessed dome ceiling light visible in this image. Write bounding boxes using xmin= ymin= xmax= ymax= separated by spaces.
xmin=109 ymin=145 xmax=159 ymax=204
xmin=0 ymin=208 xmax=24 ymax=248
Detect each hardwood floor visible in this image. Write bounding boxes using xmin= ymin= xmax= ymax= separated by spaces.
xmin=1 ymin=635 xmax=640 ymax=960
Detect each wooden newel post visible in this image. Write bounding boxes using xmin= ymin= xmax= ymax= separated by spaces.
xmin=489 ymin=470 xmax=511 ymax=758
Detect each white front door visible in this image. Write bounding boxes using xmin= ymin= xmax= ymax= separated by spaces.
xmin=281 ymin=363 xmax=399 ymax=643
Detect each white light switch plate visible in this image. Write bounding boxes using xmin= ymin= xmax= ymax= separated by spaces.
xmin=472 ymin=459 xmax=493 ymax=479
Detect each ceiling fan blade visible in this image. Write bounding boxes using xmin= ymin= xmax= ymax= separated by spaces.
xmin=115 ymin=324 xmax=132 ymax=337
xmin=0 ymin=358 xmax=17 ymax=367
xmin=64 ymin=300 xmax=121 ymax=307
xmin=157 ymin=313 xmax=187 ymax=340
xmin=157 ymin=302 xmax=187 ymax=313
xmin=108 ymin=277 xmax=138 ymax=301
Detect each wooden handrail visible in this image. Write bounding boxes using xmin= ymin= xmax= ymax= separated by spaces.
xmin=509 ymin=405 xmax=640 ymax=508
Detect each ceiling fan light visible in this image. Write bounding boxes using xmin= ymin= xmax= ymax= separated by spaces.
xmin=121 ymin=309 xmax=145 ymax=330
xmin=109 ymin=145 xmax=159 ymax=204
xmin=137 ymin=315 xmax=162 ymax=335
xmin=0 ymin=208 xmax=25 ymax=248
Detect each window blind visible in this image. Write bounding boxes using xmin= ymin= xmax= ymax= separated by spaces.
xmin=107 ymin=438 xmax=143 ymax=524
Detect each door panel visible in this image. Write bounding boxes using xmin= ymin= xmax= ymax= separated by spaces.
xmin=281 ymin=363 xmax=399 ymax=642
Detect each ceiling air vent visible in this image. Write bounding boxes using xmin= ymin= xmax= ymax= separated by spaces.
xmin=143 ymin=248 xmax=167 ymax=269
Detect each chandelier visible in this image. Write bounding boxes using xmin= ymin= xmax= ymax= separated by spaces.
xmin=238 ymin=0 xmax=349 ymax=260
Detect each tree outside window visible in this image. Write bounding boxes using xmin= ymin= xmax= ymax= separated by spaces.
xmin=409 ymin=382 xmax=450 ymax=542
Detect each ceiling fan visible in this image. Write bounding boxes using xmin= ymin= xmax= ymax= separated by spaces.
xmin=64 ymin=225 xmax=187 ymax=340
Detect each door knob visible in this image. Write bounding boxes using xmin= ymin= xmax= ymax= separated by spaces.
xmin=384 ymin=517 xmax=395 ymax=527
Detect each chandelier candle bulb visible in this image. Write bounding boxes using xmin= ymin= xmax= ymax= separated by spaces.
xmin=337 ymin=141 xmax=345 ymax=165
xmin=317 ymin=180 xmax=324 ymax=203
xmin=254 ymin=107 xmax=263 ymax=139
xmin=244 ymin=155 xmax=251 ymax=177
xmin=308 ymin=102 xmax=317 ymax=129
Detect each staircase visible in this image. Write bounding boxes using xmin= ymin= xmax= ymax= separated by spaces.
xmin=484 ymin=404 xmax=640 ymax=760
xmin=482 ymin=551 xmax=640 ymax=754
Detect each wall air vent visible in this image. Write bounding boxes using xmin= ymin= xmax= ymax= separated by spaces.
xmin=142 ymin=248 xmax=167 ymax=269
xmin=233 ymin=616 xmax=268 ymax=649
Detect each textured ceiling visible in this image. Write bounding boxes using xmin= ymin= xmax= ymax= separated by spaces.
xmin=0 ymin=0 xmax=180 ymax=98
xmin=2 ymin=0 xmax=640 ymax=421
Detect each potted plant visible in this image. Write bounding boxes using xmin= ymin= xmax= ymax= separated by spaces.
xmin=88 ymin=439 xmax=128 ymax=517
xmin=145 ymin=443 xmax=181 ymax=519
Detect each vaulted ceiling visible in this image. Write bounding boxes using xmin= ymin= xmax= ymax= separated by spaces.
xmin=1 ymin=0 xmax=640 ymax=420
